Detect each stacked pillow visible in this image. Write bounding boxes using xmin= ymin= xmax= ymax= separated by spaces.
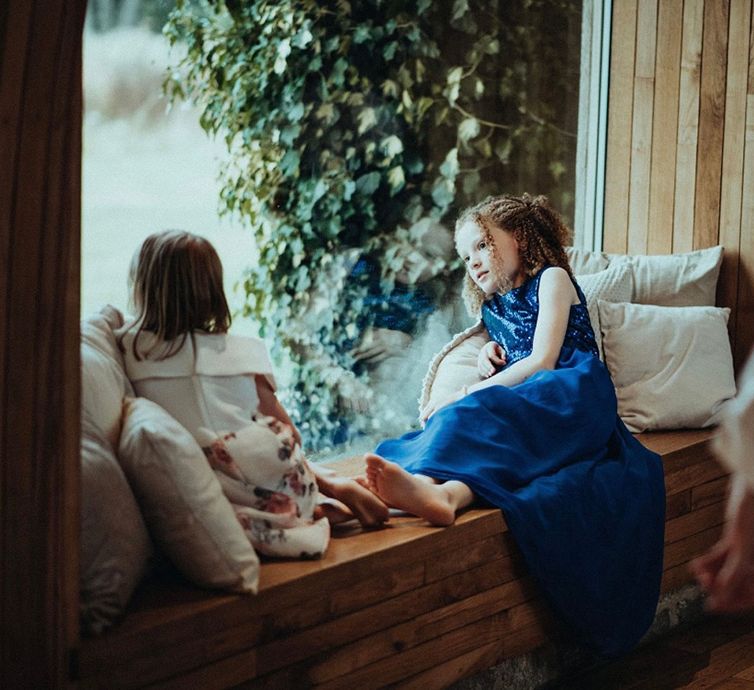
xmin=569 ymin=245 xmax=734 ymax=432
xmin=80 ymin=307 xmax=260 ymax=637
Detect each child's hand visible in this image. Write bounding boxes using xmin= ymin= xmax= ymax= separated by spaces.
xmin=477 ymin=341 xmax=506 ymax=378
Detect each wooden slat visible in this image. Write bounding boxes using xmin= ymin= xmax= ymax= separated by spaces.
xmin=735 ymin=14 xmax=754 ymax=368
xmin=694 ymin=0 xmax=731 ymax=250
xmin=692 ymin=475 xmax=730 ymax=509
xmin=394 ymin=631 xmax=544 ymax=690
xmin=664 ymin=524 xmax=726 ymax=571
xmin=604 ymin=0 xmax=639 ymax=253
xmin=627 ymin=0 xmax=659 ymax=254
xmin=0 ymin=2 xmax=85 ymax=689
xmin=666 ymin=488 xmax=692 ymax=520
xmin=80 ymin=518 xmax=514 ymax=684
xmin=316 ymin=602 xmax=554 ymax=690
xmin=306 ymin=574 xmax=538 ymax=684
xmin=673 ymin=0 xmax=706 ymax=252
xmin=718 ymin=0 xmax=752 ymax=348
xmin=664 ymin=500 xmax=726 ymax=544
xmin=647 ymin=0 xmax=683 ymax=254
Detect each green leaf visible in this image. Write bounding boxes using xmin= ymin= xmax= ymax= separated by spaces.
xmin=458 ymin=117 xmax=480 ymax=142
xmin=439 ymin=148 xmax=459 ymax=180
xmin=452 ymin=0 xmax=469 ymax=21
xmin=357 ymin=107 xmax=377 ymax=134
xmin=355 ymin=171 xmax=381 ymax=195
xmin=381 ymin=135 xmax=404 ymax=158
xmin=288 ymin=102 xmax=305 ymax=122
xmin=431 ymin=178 xmax=455 ymax=209
xmin=387 ymin=166 xmax=405 ymax=195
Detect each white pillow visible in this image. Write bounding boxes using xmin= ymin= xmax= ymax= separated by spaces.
xmin=599 ymin=302 xmax=736 ymax=432
xmin=608 ymin=246 xmax=723 ymax=307
xmin=576 ymin=263 xmax=633 ymax=360
xmin=566 ymin=247 xmax=610 ymax=275
xmin=420 ymin=325 xmax=486 ymax=419
xmin=80 ymin=412 xmax=152 ymax=636
xmin=81 ymin=306 xmax=134 ymax=447
xmin=118 ymin=397 xmax=260 ymax=593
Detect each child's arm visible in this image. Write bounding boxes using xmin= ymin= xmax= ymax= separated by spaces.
xmin=254 ymin=374 xmax=303 ymax=446
xmin=469 ymin=267 xmax=576 ymax=392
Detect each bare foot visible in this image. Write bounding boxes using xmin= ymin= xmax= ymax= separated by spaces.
xmin=315 ymin=474 xmax=389 ymax=527
xmin=364 ymin=453 xmax=456 ymax=526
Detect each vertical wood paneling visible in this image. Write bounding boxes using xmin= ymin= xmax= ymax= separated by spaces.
xmin=648 ymin=0 xmax=684 ymax=254
xmin=607 ymin=0 xmax=754 ymax=365
xmin=673 ymin=0 xmax=705 ymax=253
xmin=718 ymin=0 xmax=752 ymax=353
xmin=0 ymin=1 xmax=85 ymax=687
xmin=627 ymin=0 xmax=659 ymax=254
xmin=604 ymin=0 xmax=639 ymax=253
xmin=693 ymin=0 xmax=731 ymax=249
xmin=736 ymin=12 xmax=754 ymax=366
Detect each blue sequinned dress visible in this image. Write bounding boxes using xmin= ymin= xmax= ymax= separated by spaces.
xmin=376 ymin=266 xmax=665 ymax=658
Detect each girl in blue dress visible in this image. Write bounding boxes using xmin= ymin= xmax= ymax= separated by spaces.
xmin=364 ymin=193 xmax=666 ymax=657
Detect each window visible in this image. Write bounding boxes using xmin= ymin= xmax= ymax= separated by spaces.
xmin=83 ymin=0 xmax=594 ymax=458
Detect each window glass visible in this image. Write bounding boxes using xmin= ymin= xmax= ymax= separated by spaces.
xmin=83 ymin=1 xmax=583 ymax=459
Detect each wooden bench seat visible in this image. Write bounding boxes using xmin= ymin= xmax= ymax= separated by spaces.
xmin=78 ymin=429 xmax=728 ymax=689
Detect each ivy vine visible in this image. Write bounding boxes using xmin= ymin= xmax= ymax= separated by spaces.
xmin=165 ymin=0 xmax=580 ymax=451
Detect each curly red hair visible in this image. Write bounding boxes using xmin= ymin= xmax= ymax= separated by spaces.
xmin=455 ymin=193 xmax=573 ymax=315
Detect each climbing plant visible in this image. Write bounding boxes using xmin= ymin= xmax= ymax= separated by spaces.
xmin=165 ymin=0 xmax=581 ymax=451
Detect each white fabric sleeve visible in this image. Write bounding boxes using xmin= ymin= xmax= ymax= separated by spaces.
xmin=714 ymin=352 xmax=754 ymax=492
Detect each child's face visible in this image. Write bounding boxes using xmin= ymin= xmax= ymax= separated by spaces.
xmin=455 ymin=219 xmax=521 ymax=295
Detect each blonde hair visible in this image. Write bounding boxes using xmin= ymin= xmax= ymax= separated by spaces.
xmin=455 ymin=193 xmax=573 ymax=316
xmin=123 ymin=230 xmax=231 ymax=360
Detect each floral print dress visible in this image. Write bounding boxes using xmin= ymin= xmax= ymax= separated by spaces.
xmin=118 ymin=328 xmax=330 ymax=559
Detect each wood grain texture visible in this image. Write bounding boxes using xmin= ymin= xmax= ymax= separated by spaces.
xmin=718 ymin=0 xmax=752 ymax=348
xmin=627 ymin=0 xmax=659 ymax=254
xmin=604 ymin=0 xmax=639 ymax=253
xmin=77 ymin=430 xmax=723 ymax=689
xmin=0 ymin=2 xmax=85 ymax=688
xmin=693 ymin=0 xmax=731 ymax=250
xmin=673 ymin=0 xmax=705 ymax=252
xmin=735 ymin=13 xmax=754 ymax=367
xmin=648 ymin=0 xmax=683 ymax=254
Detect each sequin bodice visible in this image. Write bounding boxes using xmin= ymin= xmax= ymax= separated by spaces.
xmin=481 ymin=266 xmax=599 ymax=367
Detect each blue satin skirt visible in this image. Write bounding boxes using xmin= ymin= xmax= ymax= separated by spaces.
xmin=376 ymin=348 xmax=665 ymax=658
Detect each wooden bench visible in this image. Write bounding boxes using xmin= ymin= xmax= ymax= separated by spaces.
xmin=78 ymin=429 xmax=728 ymax=689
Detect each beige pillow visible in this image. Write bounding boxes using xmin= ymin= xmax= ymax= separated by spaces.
xmin=599 ymin=301 xmax=736 ymax=432
xmin=576 ymin=263 xmax=633 ymax=359
xmin=420 ymin=325 xmax=487 ymax=418
xmin=81 ymin=306 xmax=133 ymax=447
xmin=118 ymin=397 xmax=259 ymax=593
xmin=566 ymin=246 xmax=610 ymax=275
xmin=608 ymin=245 xmax=723 ymax=307
xmin=80 ymin=411 xmax=152 ymax=636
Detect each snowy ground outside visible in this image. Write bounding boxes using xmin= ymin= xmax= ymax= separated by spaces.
xmin=81 ymin=27 xmax=259 ymax=337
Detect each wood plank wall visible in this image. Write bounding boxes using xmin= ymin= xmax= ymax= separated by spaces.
xmin=604 ymin=0 xmax=754 ymax=371
xmin=0 ymin=2 xmax=86 ymax=687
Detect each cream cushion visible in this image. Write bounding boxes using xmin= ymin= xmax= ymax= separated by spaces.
xmin=81 ymin=306 xmax=134 ymax=447
xmin=118 ymin=397 xmax=260 ymax=593
xmin=609 ymin=245 xmax=723 ymax=307
xmin=80 ymin=411 xmax=152 ymax=636
xmin=599 ymin=301 xmax=736 ymax=432
xmin=419 ymin=324 xmax=487 ymax=419
xmin=566 ymin=247 xmax=610 ymax=275
xmin=575 ymin=263 xmax=633 ymax=359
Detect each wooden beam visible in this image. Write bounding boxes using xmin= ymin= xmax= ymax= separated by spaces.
xmin=0 ymin=2 xmax=86 ymax=687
